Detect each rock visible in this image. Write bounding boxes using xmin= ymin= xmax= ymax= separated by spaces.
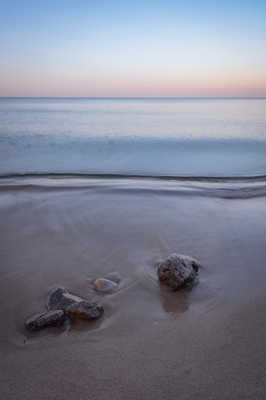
xmin=65 ymin=300 xmax=104 ymax=321
xmin=26 ymin=310 xmax=65 ymax=331
xmin=158 ymin=254 xmax=200 ymax=291
xmin=47 ymin=287 xmax=84 ymax=311
xmin=93 ymin=278 xmax=117 ymax=292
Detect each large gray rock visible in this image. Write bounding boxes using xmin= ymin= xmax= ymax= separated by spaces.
xmin=65 ymin=300 xmax=104 ymax=321
xmin=158 ymin=254 xmax=200 ymax=291
xmin=47 ymin=287 xmax=84 ymax=311
xmin=26 ymin=310 xmax=65 ymax=331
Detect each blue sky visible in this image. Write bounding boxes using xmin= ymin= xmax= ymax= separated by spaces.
xmin=0 ymin=0 xmax=265 ymax=97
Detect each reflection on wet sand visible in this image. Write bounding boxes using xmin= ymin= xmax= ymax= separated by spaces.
xmin=158 ymin=283 xmax=190 ymax=314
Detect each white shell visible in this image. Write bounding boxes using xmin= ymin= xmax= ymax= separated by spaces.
xmin=93 ymin=278 xmax=117 ymax=292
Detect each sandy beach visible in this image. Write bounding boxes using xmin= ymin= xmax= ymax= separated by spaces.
xmin=0 ymin=177 xmax=266 ymax=399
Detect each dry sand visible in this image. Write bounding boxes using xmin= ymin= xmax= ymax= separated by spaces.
xmin=0 ymin=178 xmax=266 ymax=399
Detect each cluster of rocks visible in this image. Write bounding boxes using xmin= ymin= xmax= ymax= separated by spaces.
xmin=26 ymin=254 xmax=201 ymax=331
xmin=26 ymin=287 xmax=104 ymax=331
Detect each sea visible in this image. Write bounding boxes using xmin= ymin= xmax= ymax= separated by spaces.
xmin=0 ymin=98 xmax=266 ymax=180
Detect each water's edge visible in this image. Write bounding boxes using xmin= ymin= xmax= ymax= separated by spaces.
xmin=1 ymin=174 xmax=266 ymax=199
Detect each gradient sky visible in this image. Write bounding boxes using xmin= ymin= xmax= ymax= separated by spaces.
xmin=0 ymin=0 xmax=266 ymax=97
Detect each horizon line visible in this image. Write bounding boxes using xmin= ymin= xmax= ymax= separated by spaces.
xmin=1 ymin=96 xmax=266 ymax=100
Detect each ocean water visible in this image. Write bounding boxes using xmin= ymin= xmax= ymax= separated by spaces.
xmin=0 ymin=97 xmax=266 ymax=179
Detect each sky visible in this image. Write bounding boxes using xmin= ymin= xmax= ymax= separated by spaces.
xmin=0 ymin=0 xmax=266 ymax=97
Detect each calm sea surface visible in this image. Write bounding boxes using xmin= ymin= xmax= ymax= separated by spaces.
xmin=0 ymin=98 xmax=265 ymax=178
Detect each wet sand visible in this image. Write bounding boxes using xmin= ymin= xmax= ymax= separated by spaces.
xmin=0 ymin=178 xmax=266 ymax=399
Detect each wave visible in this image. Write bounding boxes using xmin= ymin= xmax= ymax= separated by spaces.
xmin=1 ymin=171 xmax=266 ymax=181
xmin=1 ymin=173 xmax=266 ymax=199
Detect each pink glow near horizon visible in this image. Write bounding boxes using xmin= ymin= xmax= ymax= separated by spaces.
xmin=2 ymin=69 xmax=265 ymax=98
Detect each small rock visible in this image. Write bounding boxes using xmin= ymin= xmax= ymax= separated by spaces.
xmin=47 ymin=287 xmax=84 ymax=311
xmin=26 ymin=310 xmax=65 ymax=331
xmin=158 ymin=254 xmax=200 ymax=291
xmin=65 ymin=300 xmax=104 ymax=320
xmin=93 ymin=278 xmax=117 ymax=292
